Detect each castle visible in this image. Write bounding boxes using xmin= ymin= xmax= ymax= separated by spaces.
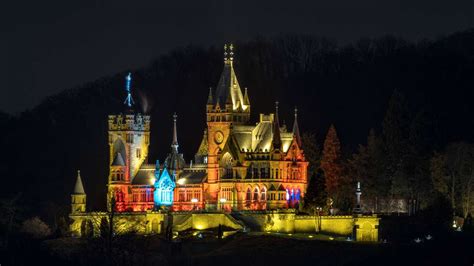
xmin=69 ymin=45 xmax=379 ymax=241
xmin=72 ymin=44 xmax=308 ymax=214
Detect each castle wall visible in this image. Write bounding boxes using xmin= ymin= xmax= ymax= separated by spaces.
xmin=70 ymin=211 xmax=379 ymax=242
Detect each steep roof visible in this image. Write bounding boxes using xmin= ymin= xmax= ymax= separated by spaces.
xmin=213 ymin=44 xmax=248 ymax=111
xmin=111 ymin=152 xmax=125 ymax=166
xmin=231 ymin=117 xmax=293 ymax=153
xmin=131 ymin=165 xmax=156 ymax=186
xmin=176 ymin=170 xmax=207 ymax=185
xmin=73 ymin=170 xmax=85 ymax=194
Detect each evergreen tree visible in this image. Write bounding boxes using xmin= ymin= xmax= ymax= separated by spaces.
xmin=321 ymin=124 xmax=350 ymax=211
xmin=304 ymin=169 xmax=327 ymax=211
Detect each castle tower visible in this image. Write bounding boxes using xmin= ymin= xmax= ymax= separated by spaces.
xmin=107 ymin=73 xmax=151 ymax=211
xmin=206 ymin=44 xmax=250 ymax=208
xmin=165 ymin=113 xmax=185 ymax=178
xmin=71 ymin=170 xmax=86 ymax=213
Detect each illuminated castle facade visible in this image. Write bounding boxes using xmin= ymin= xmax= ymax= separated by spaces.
xmin=72 ymin=44 xmax=308 ymax=213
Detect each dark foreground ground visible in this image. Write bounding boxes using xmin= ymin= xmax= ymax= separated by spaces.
xmin=1 ymin=231 xmax=473 ymax=266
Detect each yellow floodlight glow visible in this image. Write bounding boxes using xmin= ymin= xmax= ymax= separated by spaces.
xmin=177 ymin=178 xmax=186 ymax=185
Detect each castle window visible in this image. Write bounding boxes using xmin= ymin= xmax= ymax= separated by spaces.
xmin=253 ymin=187 xmax=259 ymax=201
xmin=246 ymin=188 xmax=251 ymax=201
xmin=260 ymin=168 xmax=266 ymax=178
xmin=133 ymin=192 xmax=138 ymax=202
xmin=136 ymin=149 xmax=141 ymax=159
xmin=261 ymin=187 xmax=267 ymax=201
xmin=126 ymin=134 xmax=133 ymax=143
xmin=145 ymin=135 xmax=149 ymax=144
xmin=203 ymin=156 xmax=208 ymax=164
xmin=275 ymin=169 xmax=279 ymax=179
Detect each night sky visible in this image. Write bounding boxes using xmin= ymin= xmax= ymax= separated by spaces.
xmin=1 ymin=0 xmax=472 ymax=114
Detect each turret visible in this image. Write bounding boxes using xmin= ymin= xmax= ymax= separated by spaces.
xmin=292 ymin=107 xmax=302 ymax=147
xmin=165 ymin=113 xmax=186 ymax=177
xmin=71 ymin=170 xmax=86 ymax=213
xmin=271 ymin=101 xmax=282 ymax=152
xmin=206 ymin=87 xmax=214 ymax=112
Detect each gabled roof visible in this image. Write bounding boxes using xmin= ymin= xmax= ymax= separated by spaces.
xmin=277 ymin=184 xmax=286 ymax=191
xmin=231 ymin=121 xmax=293 ymax=154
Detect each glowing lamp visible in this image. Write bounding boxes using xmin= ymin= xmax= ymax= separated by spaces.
xmin=191 ymin=198 xmax=198 ymax=203
xmin=177 ymin=178 xmax=186 ymax=185
xmin=220 ymin=198 xmax=227 ymax=203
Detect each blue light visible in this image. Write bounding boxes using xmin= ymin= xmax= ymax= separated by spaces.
xmin=124 ymin=72 xmax=134 ymax=107
xmin=154 ymin=167 xmax=175 ymax=207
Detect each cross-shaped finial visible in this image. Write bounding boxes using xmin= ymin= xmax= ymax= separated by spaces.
xmin=224 ymin=44 xmax=228 ymax=61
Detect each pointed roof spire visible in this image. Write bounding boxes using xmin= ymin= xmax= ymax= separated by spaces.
xmin=171 ymin=113 xmax=178 ymax=151
xmin=292 ymin=107 xmax=302 ymax=146
xmin=243 ymin=87 xmax=250 ymax=106
xmin=207 ymin=87 xmax=213 ymax=105
xmin=73 ymin=170 xmax=85 ymax=194
xmin=272 ymin=101 xmax=282 ymax=151
xmin=124 ymin=72 xmax=135 ymax=108
xmin=214 ymin=43 xmax=245 ymax=110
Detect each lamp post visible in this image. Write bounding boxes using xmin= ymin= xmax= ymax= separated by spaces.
xmin=191 ymin=198 xmax=198 ymax=211
xmin=219 ymin=198 xmax=227 ymax=211
xmin=317 ymin=207 xmax=322 ymax=232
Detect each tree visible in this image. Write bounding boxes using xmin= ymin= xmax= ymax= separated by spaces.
xmin=431 ymin=142 xmax=474 ymax=218
xmin=304 ymin=168 xmax=327 ymax=211
xmin=301 ymin=132 xmax=321 ymax=178
xmin=20 ymin=217 xmax=52 ymax=239
xmin=321 ymin=124 xmax=350 ymax=211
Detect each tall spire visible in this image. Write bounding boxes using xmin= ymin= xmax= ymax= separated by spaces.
xmin=292 ymin=107 xmax=302 ymax=146
xmin=124 ymin=72 xmax=135 ymax=108
xmin=171 ymin=113 xmax=178 ymax=151
xmin=73 ymin=170 xmax=85 ymax=194
xmin=207 ymin=87 xmax=213 ymax=105
xmin=272 ymin=101 xmax=282 ymax=151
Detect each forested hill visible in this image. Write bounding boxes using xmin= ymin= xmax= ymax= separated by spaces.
xmin=1 ymin=29 xmax=474 ymax=213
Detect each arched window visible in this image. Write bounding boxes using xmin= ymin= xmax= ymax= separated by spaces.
xmin=295 ymin=189 xmax=301 ymax=201
xmin=253 ymin=187 xmax=259 ymax=201
xmin=261 ymin=187 xmax=267 ymax=201
xmin=221 ymin=153 xmax=233 ymax=178
xmin=246 ymin=188 xmax=251 ymax=201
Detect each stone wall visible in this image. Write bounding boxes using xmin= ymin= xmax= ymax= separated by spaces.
xmin=70 ymin=210 xmax=379 ymax=242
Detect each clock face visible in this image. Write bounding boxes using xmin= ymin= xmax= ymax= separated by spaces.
xmin=214 ymin=131 xmax=224 ymax=144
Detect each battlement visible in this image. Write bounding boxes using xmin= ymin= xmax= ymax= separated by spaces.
xmin=108 ymin=113 xmax=150 ymax=131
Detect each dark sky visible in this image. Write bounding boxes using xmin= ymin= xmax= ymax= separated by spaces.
xmin=1 ymin=0 xmax=472 ymax=114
